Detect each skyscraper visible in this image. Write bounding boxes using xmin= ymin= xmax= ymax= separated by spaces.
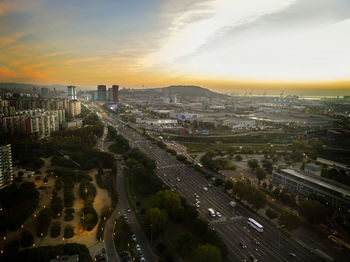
xmin=67 ymin=86 xmax=77 ymax=101
xmin=112 ymin=85 xmax=119 ymax=102
xmin=97 ymin=85 xmax=107 ymax=101
xmin=0 ymin=144 xmax=14 ymax=189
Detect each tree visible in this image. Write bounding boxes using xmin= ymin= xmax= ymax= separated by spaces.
xmin=248 ymin=159 xmax=259 ymax=170
xmin=157 ymin=190 xmax=184 ymax=220
xmin=64 ymin=225 xmax=74 ymax=238
xmin=261 ymin=159 xmax=273 ymax=174
xmin=251 ymin=190 xmax=267 ymax=210
xmin=266 ymin=209 xmax=278 ymax=219
xmin=234 ymin=155 xmax=242 ymax=161
xmin=50 ymin=196 xmax=63 ymax=218
xmin=256 ymin=167 xmax=267 ymax=184
xmin=262 ymin=182 xmax=267 ymax=190
xmin=176 ymin=232 xmax=197 ymax=256
xmin=299 ymin=200 xmax=327 ymax=224
xmin=224 ymin=180 xmax=233 ymax=190
xmin=279 ymin=212 xmax=299 ymax=230
xmin=193 ymin=244 xmax=222 ymax=262
xmin=50 ymin=222 xmax=61 ymax=238
xmin=36 ymin=208 xmax=52 ymax=237
xmin=268 ymin=183 xmax=273 ymax=192
xmin=214 ymin=178 xmax=224 ymax=187
xmin=20 ymin=231 xmax=34 ymax=247
xmin=144 ymin=208 xmax=168 ymax=238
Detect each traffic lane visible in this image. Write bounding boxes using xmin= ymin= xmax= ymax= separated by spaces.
xmin=116 ymin=165 xmax=158 ymax=262
xmin=115 ymin=121 xmax=317 ymax=262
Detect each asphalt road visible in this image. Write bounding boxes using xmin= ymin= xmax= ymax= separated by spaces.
xmin=110 ymin=120 xmax=320 ymax=262
xmin=100 ymin=124 xmax=158 ymax=262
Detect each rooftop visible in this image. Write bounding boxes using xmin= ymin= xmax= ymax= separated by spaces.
xmin=280 ymin=169 xmax=350 ymax=197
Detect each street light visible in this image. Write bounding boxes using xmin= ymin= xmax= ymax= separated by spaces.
xmin=278 ymin=224 xmax=285 ymax=254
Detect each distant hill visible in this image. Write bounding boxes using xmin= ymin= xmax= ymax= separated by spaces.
xmin=0 ymin=82 xmax=89 ymax=93
xmin=155 ymin=85 xmax=226 ymax=98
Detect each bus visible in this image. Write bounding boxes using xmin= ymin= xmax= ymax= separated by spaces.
xmin=247 ymin=218 xmax=263 ymax=232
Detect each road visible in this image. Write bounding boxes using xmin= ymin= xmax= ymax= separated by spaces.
xmin=108 ymin=119 xmax=319 ymax=262
xmin=100 ymin=124 xmax=158 ymax=262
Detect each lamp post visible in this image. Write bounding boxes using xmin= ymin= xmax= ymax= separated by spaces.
xmin=278 ymin=225 xmax=285 ymax=254
xmin=150 ymin=224 xmax=153 ymax=245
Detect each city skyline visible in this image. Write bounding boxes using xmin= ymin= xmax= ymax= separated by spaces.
xmin=0 ymin=0 xmax=350 ymax=94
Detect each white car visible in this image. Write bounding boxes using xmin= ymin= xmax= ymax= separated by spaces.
xmin=216 ymin=211 xmax=222 ymax=218
xmin=194 ymin=193 xmax=199 ymax=198
xmin=132 ymin=234 xmax=136 ymax=241
xmin=140 ymin=257 xmax=146 ymax=262
xmin=195 ymin=203 xmax=200 ymax=208
xmin=203 ymin=186 xmax=208 ymax=191
xmin=176 ymin=177 xmax=181 ymax=182
xmin=136 ymin=244 xmax=141 ymax=252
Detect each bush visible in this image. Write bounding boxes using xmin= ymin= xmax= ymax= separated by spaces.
xmin=65 ymin=208 xmax=75 ymax=214
xmin=20 ymin=230 xmax=34 ymax=247
xmin=279 ymin=212 xmax=299 ymax=231
xmin=64 ymin=213 xmax=74 ymax=221
xmin=64 ymin=225 xmax=74 ymax=238
xmin=266 ymin=209 xmax=278 ymax=219
xmin=80 ymin=182 xmax=97 ymax=203
xmin=50 ymin=222 xmax=61 ymax=238
xmin=81 ymin=204 xmax=98 ymax=231
xmin=36 ymin=208 xmax=53 ymax=237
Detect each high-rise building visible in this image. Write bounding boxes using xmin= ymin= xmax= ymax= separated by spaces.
xmin=112 ymin=85 xmax=119 ymax=102
xmin=68 ymin=101 xmax=81 ymax=117
xmin=108 ymin=88 xmax=113 ymax=101
xmin=67 ymin=86 xmax=77 ymax=101
xmin=97 ymin=85 xmax=107 ymax=101
xmin=0 ymin=144 xmax=14 ymax=189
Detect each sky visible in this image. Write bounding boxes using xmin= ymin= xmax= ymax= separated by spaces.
xmin=0 ymin=0 xmax=349 ymax=95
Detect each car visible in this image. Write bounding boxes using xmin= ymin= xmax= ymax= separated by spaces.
xmin=136 ymin=244 xmax=141 ymax=252
xmin=94 ymin=254 xmax=106 ymax=262
xmin=216 ymin=211 xmax=222 ymax=218
xmin=195 ymin=203 xmax=200 ymax=208
xmin=194 ymin=193 xmax=199 ymax=198
xmin=252 ymin=238 xmax=260 ymax=245
xmin=288 ymin=253 xmax=296 ymax=258
xmin=239 ymin=242 xmax=247 ymax=249
xmin=140 ymin=256 xmax=146 ymax=262
xmin=195 ymin=199 xmax=200 ymax=203
xmin=126 ymin=208 xmax=131 ymax=212
xmin=132 ymin=234 xmax=136 ymax=241
xmin=176 ymin=177 xmax=181 ymax=182
xmin=249 ymin=254 xmax=258 ymax=262
xmin=203 ymin=186 xmax=208 ymax=191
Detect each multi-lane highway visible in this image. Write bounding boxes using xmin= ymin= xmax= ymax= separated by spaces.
xmin=105 ymin=114 xmax=319 ymax=262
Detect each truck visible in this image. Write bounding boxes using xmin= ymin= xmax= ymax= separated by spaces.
xmin=229 ymin=201 xmax=236 ymax=208
xmin=208 ymin=208 xmax=216 ymax=217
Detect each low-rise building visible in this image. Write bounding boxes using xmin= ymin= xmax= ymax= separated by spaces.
xmin=272 ymin=169 xmax=350 ymax=212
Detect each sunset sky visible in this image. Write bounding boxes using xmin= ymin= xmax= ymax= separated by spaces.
xmin=0 ymin=0 xmax=349 ymax=94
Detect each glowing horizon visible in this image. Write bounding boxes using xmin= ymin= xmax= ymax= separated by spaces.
xmin=0 ymin=0 xmax=349 ymax=94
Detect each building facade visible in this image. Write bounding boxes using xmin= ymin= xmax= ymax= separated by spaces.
xmin=112 ymin=85 xmax=119 ymax=102
xmin=97 ymin=85 xmax=107 ymax=101
xmin=272 ymin=169 xmax=350 ymax=212
xmin=0 ymin=144 xmax=14 ymax=189
xmin=67 ymin=100 xmax=81 ymax=117
xmin=0 ymin=109 xmax=65 ymax=138
xmin=67 ymin=86 xmax=77 ymax=101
